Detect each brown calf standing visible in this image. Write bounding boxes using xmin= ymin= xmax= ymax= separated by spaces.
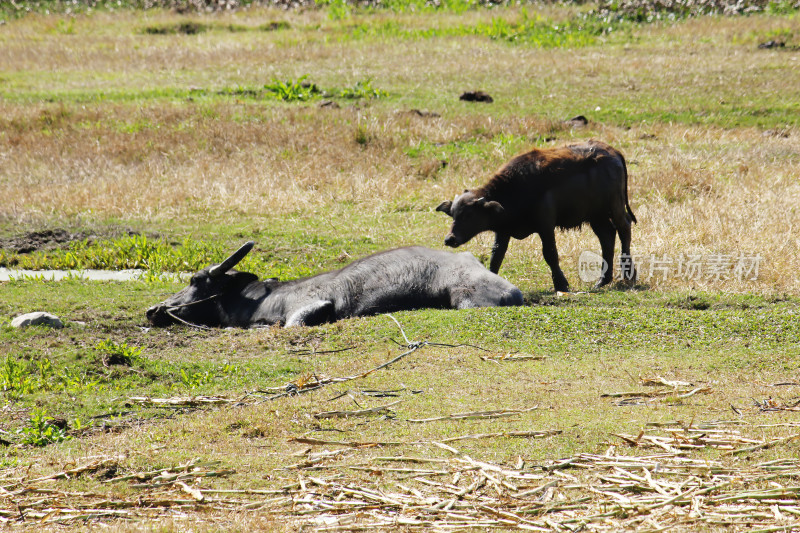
xmin=436 ymin=140 xmax=637 ymax=292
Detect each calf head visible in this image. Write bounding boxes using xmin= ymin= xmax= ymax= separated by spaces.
xmin=436 ymin=190 xmax=504 ymax=247
xmin=146 ymin=241 xmax=259 ymax=328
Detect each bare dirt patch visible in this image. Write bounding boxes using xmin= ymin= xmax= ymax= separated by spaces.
xmin=0 ymin=227 xmax=146 ymax=255
xmin=0 ymin=229 xmax=86 ymax=254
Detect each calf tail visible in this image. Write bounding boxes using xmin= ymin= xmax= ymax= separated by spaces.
xmin=620 ymin=152 xmax=637 ymax=224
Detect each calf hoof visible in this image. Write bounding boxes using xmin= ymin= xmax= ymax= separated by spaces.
xmin=594 ymin=276 xmax=614 ymax=289
xmin=623 ymin=267 xmax=638 ymax=286
xmin=553 ymin=281 xmax=570 ymax=293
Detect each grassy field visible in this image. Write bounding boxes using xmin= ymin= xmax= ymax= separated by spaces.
xmin=2 ymin=2 xmax=800 ymax=530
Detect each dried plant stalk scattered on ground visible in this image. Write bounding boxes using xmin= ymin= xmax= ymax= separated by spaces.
xmin=4 ymin=422 xmax=800 ymax=531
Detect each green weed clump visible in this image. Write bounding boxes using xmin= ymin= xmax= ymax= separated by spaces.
xmin=17 ymin=409 xmax=71 ymax=447
xmin=264 ymin=77 xmax=322 ymax=102
xmin=1 ymin=356 xmax=41 ymax=397
xmin=180 ymin=369 xmax=214 ymax=388
xmin=0 ymin=355 xmax=104 ymax=399
xmin=219 ymin=77 xmax=387 ymax=102
xmin=96 ymin=339 xmax=143 ymax=366
xmin=335 ymin=79 xmax=388 ymax=99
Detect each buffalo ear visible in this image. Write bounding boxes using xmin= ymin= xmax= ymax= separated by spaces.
xmin=484 ymin=200 xmax=505 ymax=215
xmin=435 ymin=201 xmax=453 ymax=216
xmin=230 ymin=271 xmax=259 ymax=286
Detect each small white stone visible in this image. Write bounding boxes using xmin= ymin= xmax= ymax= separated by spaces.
xmin=10 ymin=312 xmax=64 ymax=329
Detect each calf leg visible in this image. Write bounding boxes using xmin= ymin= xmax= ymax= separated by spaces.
xmin=613 ymin=212 xmax=637 ymax=283
xmin=540 ymin=229 xmax=569 ymax=292
xmin=489 ymin=232 xmax=510 ymax=274
xmin=590 ymin=218 xmax=616 ymax=287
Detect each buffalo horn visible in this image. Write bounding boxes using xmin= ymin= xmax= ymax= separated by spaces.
xmin=209 ymin=241 xmax=255 ymax=277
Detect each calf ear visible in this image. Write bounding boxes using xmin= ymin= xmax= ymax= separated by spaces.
xmin=484 ymin=200 xmax=505 ymax=215
xmin=435 ymin=201 xmax=453 ymax=216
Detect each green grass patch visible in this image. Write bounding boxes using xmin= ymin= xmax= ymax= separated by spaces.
xmin=405 ymin=132 xmax=536 ymax=161
xmin=1 ymin=78 xmax=387 ymax=106
xmin=2 ymin=282 xmax=798 ymax=449
xmin=343 ymin=11 xmax=633 ymax=48
xmin=0 ymin=231 xmax=383 ymax=281
xmin=0 ymin=234 xmax=232 ymax=272
xmin=0 ymin=298 xmax=303 ymax=446
xmin=318 ymin=0 xmax=487 ymax=16
xmin=593 ymin=100 xmax=800 ymax=129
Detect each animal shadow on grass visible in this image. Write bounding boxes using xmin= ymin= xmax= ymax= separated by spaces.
xmin=523 ymin=280 xmax=647 ymax=305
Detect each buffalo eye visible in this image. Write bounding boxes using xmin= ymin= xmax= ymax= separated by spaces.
xmin=190 ymin=271 xmax=214 ymax=288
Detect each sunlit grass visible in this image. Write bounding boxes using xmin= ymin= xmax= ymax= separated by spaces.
xmin=1 ymin=6 xmax=800 ymax=528
xmin=2 ymin=98 xmax=798 ymax=292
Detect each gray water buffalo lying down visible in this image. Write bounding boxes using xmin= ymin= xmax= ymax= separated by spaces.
xmin=146 ymin=242 xmax=523 ymax=328
xmin=436 ymin=140 xmax=637 ymax=292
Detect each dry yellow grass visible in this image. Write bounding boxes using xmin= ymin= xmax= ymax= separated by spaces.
xmin=2 ymin=100 xmax=798 ymax=292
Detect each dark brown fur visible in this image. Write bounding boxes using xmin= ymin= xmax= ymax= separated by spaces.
xmin=436 ymin=140 xmax=637 ymax=291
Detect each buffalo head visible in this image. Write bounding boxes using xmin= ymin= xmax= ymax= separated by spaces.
xmin=146 ymin=241 xmax=260 ymax=328
xmin=436 ymin=190 xmax=504 ymax=247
